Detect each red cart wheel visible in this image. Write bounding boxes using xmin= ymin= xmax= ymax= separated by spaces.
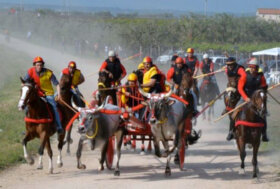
xmin=179 ymin=136 xmax=185 ymax=170
xmin=106 ymin=136 xmax=115 ymax=170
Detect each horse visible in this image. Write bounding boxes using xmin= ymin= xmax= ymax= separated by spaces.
xmin=200 ymin=76 xmax=220 ymax=121
xmin=223 ymin=77 xmax=241 ymax=139
xmin=18 ymin=78 xmax=67 ymax=173
xmin=58 ymin=73 xmax=80 ymax=155
xmin=233 ymin=89 xmax=267 ymax=178
xmin=76 ymin=101 xmax=124 ymax=176
xmin=97 ymin=71 xmax=117 ymax=105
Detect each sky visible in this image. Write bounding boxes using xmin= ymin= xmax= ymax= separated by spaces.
xmin=1 ymin=0 xmax=280 ymax=14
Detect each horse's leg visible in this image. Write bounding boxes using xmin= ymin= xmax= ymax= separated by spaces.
xmin=37 ymin=131 xmax=48 ymax=170
xmin=114 ymin=129 xmax=124 ymax=176
xmin=45 ymin=138 xmax=53 ymax=174
xmin=147 ymin=136 xmax=152 ymax=153
xmin=153 ymin=138 xmax=161 ymax=157
xmin=66 ymin=128 xmax=73 ymax=155
xmin=252 ymin=138 xmax=260 ymax=178
xmin=237 ymin=132 xmax=246 ymax=175
xmin=57 ymin=133 xmax=65 ymax=168
xmin=22 ymin=132 xmax=34 ymax=165
xmin=76 ymin=136 xmax=86 ymax=169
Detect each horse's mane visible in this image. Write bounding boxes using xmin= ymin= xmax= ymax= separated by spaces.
xmin=98 ymin=71 xmax=110 ymax=88
xmin=59 ymin=74 xmax=72 ymax=92
xmin=180 ymin=72 xmax=193 ymax=92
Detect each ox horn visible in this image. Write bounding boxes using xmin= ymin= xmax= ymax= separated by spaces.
xmin=162 ymin=88 xmax=172 ymax=98
xmin=138 ymin=87 xmax=150 ymax=98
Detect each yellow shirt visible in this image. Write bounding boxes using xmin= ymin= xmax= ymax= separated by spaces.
xmin=143 ymin=66 xmax=158 ymax=92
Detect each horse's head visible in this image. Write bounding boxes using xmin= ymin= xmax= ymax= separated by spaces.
xmin=18 ymin=77 xmax=37 ymax=111
xmin=251 ymin=89 xmax=267 ymax=119
xmin=224 ymin=87 xmax=240 ymax=109
xmin=98 ymin=71 xmax=110 ymax=88
xmin=59 ymin=74 xmax=72 ymax=93
xmin=179 ymin=72 xmax=193 ymax=97
xmin=139 ymin=88 xmax=173 ymax=125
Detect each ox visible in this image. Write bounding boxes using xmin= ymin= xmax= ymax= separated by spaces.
xmin=76 ymin=102 xmax=124 ymax=176
xmin=139 ymin=89 xmax=192 ymax=176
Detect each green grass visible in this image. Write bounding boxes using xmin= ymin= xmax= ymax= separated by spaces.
xmin=0 ymin=45 xmax=39 ymax=170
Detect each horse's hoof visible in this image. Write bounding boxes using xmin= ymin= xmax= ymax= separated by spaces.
xmin=140 ymin=151 xmax=146 ymax=155
xmin=253 ymin=173 xmax=257 ymax=178
xmin=114 ymin=170 xmax=120 ymax=176
xmin=57 ymin=162 xmax=63 ymax=168
xmin=165 ymin=167 xmax=171 ymax=177
xmin=98 ymin=165 xmax=104 ymax=171
xmin=66 ymin=151 xmax=71 ymax=156
xmin=174 ymin=155 xmax=179 ymax=165
xmin=27 ymin=157 xmax=35 ymax=165
xmin=239 ymin=169 xmax=245 ymax=175
xmin=77 ymin=164 xmax=86 ymax=169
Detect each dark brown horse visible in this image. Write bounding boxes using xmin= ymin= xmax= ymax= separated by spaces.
xmin=97 ymin=71 xmax=117 ymax=105
xmin=58 ymin=74 xmax=78 ymax=155
xmin=234 ymin=89 xmax=267 ymax=178
xmin=18 ymin=78 xmax=58 ymax=173
xmin=223 ymin=77 xmax=241 ymax=140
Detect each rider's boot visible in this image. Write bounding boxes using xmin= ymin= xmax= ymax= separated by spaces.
xmin=262 ymin=119 xmax=269 ymax=142
xmin=226 ymin=119 xmax=235 ymax=141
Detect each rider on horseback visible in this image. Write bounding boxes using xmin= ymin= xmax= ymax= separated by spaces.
xmin=199 ymin=54 xmax=220 ymax=96
xmin=239 ymin=58 xmax=269 ymax=141
xmin=184 ymin=48 xmax=200 ymax=104
xmin=61 ymin=61 xmax=85 ymax=107
xmin=99 ymin=50 xmax=127 ymax=86
xmin=223 ymin=57 xmax=247 ymax=140
xmin=24 ymin=56 xmax=63 ymax=134
xmin=166 ymin=57 xmax=199 ymax=116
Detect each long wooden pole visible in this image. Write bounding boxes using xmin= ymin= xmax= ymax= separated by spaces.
xmin=194 ymin=67 xmax=225 ymax=79
xmin=59 ymin=98 xmax=78 ymax=113
xmin=214 ymin=82 xmax=280 ymax=122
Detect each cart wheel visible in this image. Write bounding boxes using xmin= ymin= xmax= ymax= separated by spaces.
xmin=179 ymin=137 xmax=185 ymax=170
xmin=106 ymin=136 xmax=115 ymax=170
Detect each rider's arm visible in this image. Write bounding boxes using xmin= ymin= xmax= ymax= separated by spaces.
xmin=120 ymin=64 xmax=127 ymax=79
xmin=166 ymin=67 xmax=175 ymax=85
xmin=99 ymin=61 xmax=109 ymax=73
xmin=193 ymin=60 xmax=200 ymax=76
xmin=237 ymin=68 xmax=248 ymax=101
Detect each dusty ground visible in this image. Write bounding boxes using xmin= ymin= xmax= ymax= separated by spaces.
xmin=0 ymin=35 xmax=279 ymax=189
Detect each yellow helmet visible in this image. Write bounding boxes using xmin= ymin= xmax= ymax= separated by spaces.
xmin=128 ymin=73 xmax=138 ymax=81
xmin=138 ymin=62 xmax=145 ymax=70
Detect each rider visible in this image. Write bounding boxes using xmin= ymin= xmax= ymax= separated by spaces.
xmin=167 ymin=57 xmax=199 ymax=115
xmin=61 ymin=61 xmax=85 ymax=107
xmin=199 ymin=54 xmax=220 ymax=96
xmin=141 ymin=56 xmax=163 ymax=93
xmin=99 ymin=50 xmax=127 ymax=86
xmin=224 ymin=57 xmax=247 ymax=141
xmin=240 ymin=58 xmax=269 ymax=142
xmin=24 ymin=56 xmax=63 ymax=134
xmin=184 ymin=48 xmax=200 ymax=104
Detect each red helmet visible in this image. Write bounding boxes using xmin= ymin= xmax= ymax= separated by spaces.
xmin=68 ymin=61 xmax=76 ymax=68
xmin=33 ymin=56 xmax=44 ymax=65
xmin=143 ymin=56 xmax=152 ymax=64
xmin=175 ymin=57 xmax=184 ymax=64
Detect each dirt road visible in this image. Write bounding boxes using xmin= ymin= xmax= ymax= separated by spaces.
xmin=0 ymin=35 xmax=279 ymax=189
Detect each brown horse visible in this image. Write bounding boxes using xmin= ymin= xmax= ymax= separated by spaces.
xmin=18 ymin=78 xmax=57 ymax=173
xmin=223 ymin=77 xmax=241 ymax=140
xmin=58 ymin=74 xmax=78 ymax=155
xmin=97 ymin=71 xmax=117 ymax=105
xmin=234 ymin=89 xmax=267 ymax=178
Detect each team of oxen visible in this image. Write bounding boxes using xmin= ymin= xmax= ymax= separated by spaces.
xmin=17 ymin=69 xmax=269 ymax=178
